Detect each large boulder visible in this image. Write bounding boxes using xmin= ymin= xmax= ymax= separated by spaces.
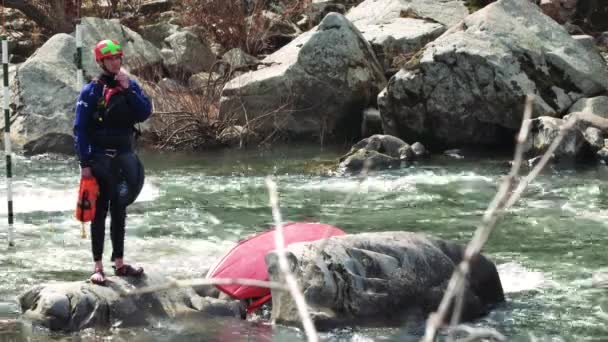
xmin=346 ymin=0 xmax=470 ymax=28
xmin=379 ymin=0 xmax=608 ymax=149
xmin=10 ymin=34 xmax=81 ymax=148
xmin=266 ymin=232 xmax=505 ymax=329
xmin=19 ymin=273 xmax=244 ymax=331
xmin=219 ymin=13 xmax=386 ymax=143
xmin=9 ymin=17 xmax=162 ymax=153
xmin=161 ymin=30 xmax=216 ymax=79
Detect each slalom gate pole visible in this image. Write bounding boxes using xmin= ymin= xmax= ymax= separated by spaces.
xmin=2 ymin=35 xmax=14 ymax=247
xmin=75 ymin=18 xmax=83 ymax=88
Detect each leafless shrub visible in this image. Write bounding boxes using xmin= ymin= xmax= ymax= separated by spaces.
xmin=143 ymin=70 xmax=232 ymax=150
xmin=179 ymin=0 xmax=311 ymax=56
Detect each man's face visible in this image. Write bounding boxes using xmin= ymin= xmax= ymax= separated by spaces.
xmin=101 ymin=55 xmax=122 ymax=74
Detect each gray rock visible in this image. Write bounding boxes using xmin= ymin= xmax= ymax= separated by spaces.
xmin=339 ymin=148 xmax=402 ymax=172
xmin=19 ymin=273 xmax=244 ymax=331
xmin=222 ymin=48 xmax=259 ymax=70
xmin=380 ymin=0 xmax=608 ymax=148
xmin=23 ymin=133 xmax=74 ymax=156
xmin=349 ymin=134 xmax=410 ymax=158
xmin=10 ymin=34 xmax=82 ymax=148
xmin=582 ymin=126 xmax=605 ymax=150
xmin=139 ymin=22 xmax=181 ymax=48
xmin=570 ymin=96 xmax=608 ymax=115
xmin=338 ymin=134 xmax=415 ymax=172
xmin=302 ymin=1 xmax=348 ymax=30
xmin=266 ymin=232 xmax=504 ymax=329
xmin=256 ymin=10 xmax=303 ymax=50
xmin=410 ymin=141 xmax=427 ymax=157
xmin=572 ymin=35 xmax=599 ymax=55
xmin=219 ymin=13 xmax=386 ymax=143
xmin=597 ymin=147 xmax=608 ymax=163
xmin=346 ymin=0 xmax=470 ymax=28
xmin=357 ymin=18 xmax=445 ymax=74
xmin=566 ymin=96 xmax=608 ymax=151
xmin=523 ymin=116 xmax=588 ymax=158
xmin=162 ymin=31 xmax=216 ymax=78
xmin=598 ymin=32 xmax=608 ymax=47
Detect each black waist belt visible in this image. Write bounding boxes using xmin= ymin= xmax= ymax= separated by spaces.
xmin=92 ymin=134 xmax=133 ymax=151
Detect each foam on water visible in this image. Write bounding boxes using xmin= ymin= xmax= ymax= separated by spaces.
xmin=0 ymin=180 xmax=160 ymax=215
xmin=498 ymin=262 xmax=555 ymax=293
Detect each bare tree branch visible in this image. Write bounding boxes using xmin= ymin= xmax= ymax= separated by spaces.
xmin=424 ymin=95 xmax=535 ymax=341
xmin=424 ymin=95 xmax=585 ymax=341
xmin=123 ymin=277 xmax=287 ymax=297
xmin=266 ymin=177 xmax=319 ymax=342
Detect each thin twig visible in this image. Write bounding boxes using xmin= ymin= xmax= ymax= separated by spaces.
xmin=424 ymin=95 xmax=536 ymax=341
xmin=266 ymin=177 xmax=319 ymax=342
xmin=122 ymin=277 xmax=287 ymax=297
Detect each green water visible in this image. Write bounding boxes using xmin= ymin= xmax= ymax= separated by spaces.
xmin=1 ymin=146 xmax=607 ymax=341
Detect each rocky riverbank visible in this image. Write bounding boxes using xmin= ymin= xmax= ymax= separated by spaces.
xmin=0 ymin=0 xmax=607 ymax=165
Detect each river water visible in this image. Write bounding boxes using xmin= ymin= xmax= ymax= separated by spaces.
xmin=0 ymin=146 xmax=607 ymax=341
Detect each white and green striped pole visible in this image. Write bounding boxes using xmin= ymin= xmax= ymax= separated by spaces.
xmin=2 ymin=36 xmax=14 ymax=247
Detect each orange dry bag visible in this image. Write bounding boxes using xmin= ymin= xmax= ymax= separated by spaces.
xmin=75 ymin=177 xmax=99 ymax=239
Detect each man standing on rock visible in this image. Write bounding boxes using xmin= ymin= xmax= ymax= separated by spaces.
xmin=73 ymin=39 xmax=152 ymax=285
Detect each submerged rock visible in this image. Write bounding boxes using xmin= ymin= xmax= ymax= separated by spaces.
xmin=338 ymin=134 xmax=425 ymax=172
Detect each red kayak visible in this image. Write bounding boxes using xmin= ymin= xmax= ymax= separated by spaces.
xmin=207 ymin=222 xmax=346 ymax=311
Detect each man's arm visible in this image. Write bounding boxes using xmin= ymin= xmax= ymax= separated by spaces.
xmin=126 ymin=80 xmax=152 ymax=122
xmin=73 ymin=84 xmax=95 ymax=167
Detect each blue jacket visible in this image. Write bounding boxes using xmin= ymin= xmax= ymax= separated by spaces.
xmin=73 ymin=78 xmax=152 ymax=166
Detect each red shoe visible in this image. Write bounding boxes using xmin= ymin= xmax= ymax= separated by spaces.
xmin=113 ymin=264 xmax=144 ymax=277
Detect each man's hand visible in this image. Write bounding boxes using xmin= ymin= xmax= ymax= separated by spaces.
xmin=115 ymin=70 xmax=130 ymax=89
xmin=81 ymin=167 xmax=93 ymax=178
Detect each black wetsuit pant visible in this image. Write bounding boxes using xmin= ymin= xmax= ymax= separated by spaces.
xmin=90 ymin=151 xmax=137 ymax=262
